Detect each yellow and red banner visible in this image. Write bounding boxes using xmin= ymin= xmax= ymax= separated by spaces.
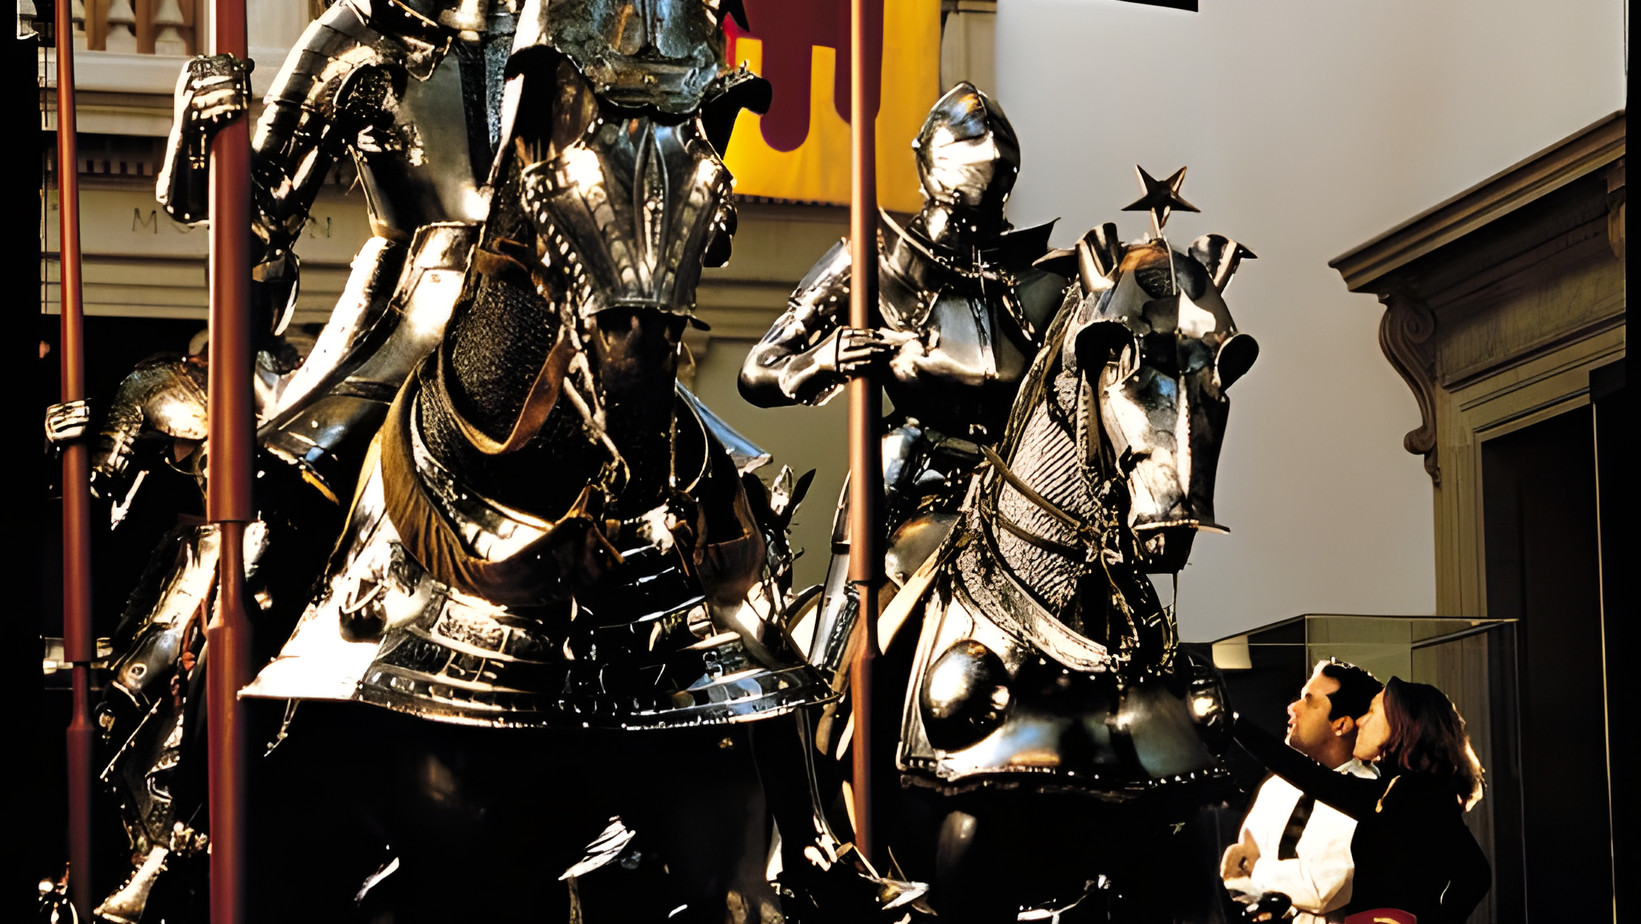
xmin=724 ymin=0 xmax=940 ymax=212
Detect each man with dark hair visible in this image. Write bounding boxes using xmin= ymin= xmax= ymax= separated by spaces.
xmin=1222 ymin=659 xmax=1384 ymax=922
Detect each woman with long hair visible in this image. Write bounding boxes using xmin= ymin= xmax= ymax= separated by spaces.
xmin=1235 ymin=676 xmax=1491 ymax=923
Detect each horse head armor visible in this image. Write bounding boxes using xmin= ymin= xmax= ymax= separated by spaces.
xmin=1068 ymin=223 xmax=1258 ymax=572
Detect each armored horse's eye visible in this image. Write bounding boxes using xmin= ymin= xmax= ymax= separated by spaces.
xmin=1072 ymin=318 xmax=1133 ymax=376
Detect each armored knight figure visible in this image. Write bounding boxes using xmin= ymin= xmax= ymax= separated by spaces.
xmin=243 ymin=0 xmax=789 ymax=724
xmin=53 ymin=0 xmax=520 ymax=514
xmin=739 ymin=82 xmax=1070 ymax=689
xmin=233 ymin=2 xmax=860 ymax=918
xmin=740 ymin=82 xmax=1067 ymax=482
xmin=157 ymin=0 xmax=521 ymax=501
xmin=84 ymin=4 xmax=522 ymax=921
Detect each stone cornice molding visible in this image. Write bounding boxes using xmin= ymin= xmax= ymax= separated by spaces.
xmin=1330 ymin=110 xmax=1624 ymax=293
xmin=1332 ymin=111 xmax=1624 ymax=483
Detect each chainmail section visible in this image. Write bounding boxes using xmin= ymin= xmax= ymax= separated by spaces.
xmin=991 ymin=369 xmax=1096 ymax=613
xmin=445 ymin=269 xmax=560 ymax=434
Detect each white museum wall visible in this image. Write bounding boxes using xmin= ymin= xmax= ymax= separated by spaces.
xmin=992 ymin=0 xmax=1627 ymax=641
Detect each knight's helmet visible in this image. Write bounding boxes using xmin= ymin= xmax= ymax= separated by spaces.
xmin=911 ymin=82 xmax=1022 ymax=237
xmin=512 ymin=0 xmax=746 ymax=110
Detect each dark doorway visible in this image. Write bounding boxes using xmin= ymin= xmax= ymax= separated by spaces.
xmin=1482 ymin=404 xmax=1608 ymax=922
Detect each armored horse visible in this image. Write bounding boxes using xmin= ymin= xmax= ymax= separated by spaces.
xmin=224 ymin=1 xmax=839 ymax=920
xmin=852 ymin=194 xmax=1260 ymax=922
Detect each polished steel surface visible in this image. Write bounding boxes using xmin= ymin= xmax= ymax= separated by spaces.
xmin=679 ymin=383 xmax=770 ymax=475
xmin=95 ymin=526 xmax=227 ymax=898
xmin=912 ymin=82 xmax=1020 ymax=235
xmin=895 ymin=536 xmax=1225 ymax=789
xmin=244 ymin=433 xmax=830 ymax=729
xmin=260 ymin=222 xmax=479 ymax=499
xmin=739 ymin=212 xmax=1063 ymax=445
xmin=1065 ymin=229 xmax=1258 ymax=573
xmin=257 ymin=236 xmax=408 ymax=425
xmin=889 ymin=170 xmax=1250 ymax=798
xmin=513 ymin=0 xmax=731 ymax=111
xmin=156 ymin=0 xmax=516 ymax=339
xmin=518 ymin=85 xmax=734 ymax=320
xmin=42 ymin=399 xmax=91 ymax=446
xmin=254 ymin=0 xmax=515 ymax=239
xmin=247 ymin=0 xmax=828 ymax=733
xmin=155 ymin=53 xmax=253 ymax=226
xmin=739 ymin=83 xmax=1064 ymax=443
xmin=85 ymin=356 xmax=209 ymax=512
xmin=93 ymin=8 xmax=523 ymax=920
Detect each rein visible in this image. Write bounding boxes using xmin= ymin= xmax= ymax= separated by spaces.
xmin=976 ymin=443 xmax=1105 ymax=561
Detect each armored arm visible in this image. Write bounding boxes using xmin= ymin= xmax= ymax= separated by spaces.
xmin=1233 ymin=717 xmax=1384 ymax=820
xmin=249 ymin=18 xmax=396 ymax=260
xmin=157 ymin=4 xmax=415 ymax=336
xmin=739 ymin=240 xmax=895 ymax=407
xmin=154 ymin=50 xmax=309 ymax=336
xmin=245 ymin=6 xmax=417 ymax=334
xmin=152 ymin=45 xmax=330 ymax=338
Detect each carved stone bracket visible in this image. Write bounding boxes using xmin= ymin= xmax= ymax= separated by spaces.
xmin=1377 ymin=289 xmax=1440 ymax=485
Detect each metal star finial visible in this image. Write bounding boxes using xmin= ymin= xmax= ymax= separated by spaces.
xmin=1123 ymin=165 xmax=1198 ymax=237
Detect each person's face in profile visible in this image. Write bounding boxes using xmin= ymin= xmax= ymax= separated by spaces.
xmin=1285 ymin=666 xmax=1342 ymax=760
xmin=1353 ymin=690 xmax=1390 ymax=762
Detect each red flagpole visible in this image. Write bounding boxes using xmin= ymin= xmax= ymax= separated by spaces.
xmin=53 ymin=1 xmax=95 ymax=915
xmin=847 ymin=0 xmax=883 ymax=866
xmin=206 ymin=2 xmax=254 ymax=921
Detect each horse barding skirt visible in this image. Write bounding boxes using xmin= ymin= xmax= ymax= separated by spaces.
xmin=244 ymin=379 xmax=831 ymax=730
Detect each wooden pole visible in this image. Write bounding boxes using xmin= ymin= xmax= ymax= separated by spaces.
xmin=847 ymin=0 xmax=883 ymax=867
xmin=206 ymin=3 xmax=253 ymax=921
xmin=52 ymin=2 xmax=96 ymax=915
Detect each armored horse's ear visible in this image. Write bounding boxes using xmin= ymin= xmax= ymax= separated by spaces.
xmin=1076 ymin=223 xmax=1126 ymax=293
xmin=1189 ymin=234 xmax=1256 ymax=292
xmin=1215 ymin=332 xmax=1259 ymax=389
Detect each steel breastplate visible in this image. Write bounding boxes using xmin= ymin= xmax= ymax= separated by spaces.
xmin=878 ymin=230 xmax=1035 ymax=439
xmin=519 ymin=105 xmax=731 ymax=320
xmin=895 ymin=535 xmax=1222 ymax=795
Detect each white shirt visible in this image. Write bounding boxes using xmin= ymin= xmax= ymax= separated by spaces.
xmin=1228 ymin=758 xmax=1378 ymax=924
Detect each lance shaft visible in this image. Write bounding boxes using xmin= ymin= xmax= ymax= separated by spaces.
xmin=53 ymin=1 xmax=94 ymax=914
xmin=847 ymin=0 xmax=883 ymax=867
xmin=207 ymin=3 xmax=253 ymax=922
